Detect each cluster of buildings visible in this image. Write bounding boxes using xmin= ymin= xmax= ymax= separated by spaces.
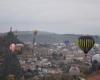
xmin=17 ymin=42 xmax=100 ymax=77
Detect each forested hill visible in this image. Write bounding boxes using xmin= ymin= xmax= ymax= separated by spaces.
xmin=15 ymin=31 xmax=100 ymax=44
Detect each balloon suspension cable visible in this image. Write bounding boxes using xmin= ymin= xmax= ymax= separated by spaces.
xmin=84 ymin=54 xmax=88 ymax=62
xmin=85 ymin=54 xmax=87 ymax=57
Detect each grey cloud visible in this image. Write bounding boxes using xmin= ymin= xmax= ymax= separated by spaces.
xmin=0 ymin=0 xmax=100 ymax=35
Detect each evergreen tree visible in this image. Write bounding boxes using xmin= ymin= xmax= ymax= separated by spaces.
xmin=4 ymin=31 xmax=21 ymax=46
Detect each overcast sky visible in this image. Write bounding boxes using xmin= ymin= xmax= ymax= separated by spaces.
xmin=0 ymin=0 xmax=100 ymax=35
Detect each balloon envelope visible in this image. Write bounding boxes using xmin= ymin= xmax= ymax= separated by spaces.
xmin=92 ymin=54 xmax=100 ymax=63
xmin=78 ymin=36 xmax=95 ymax=54
xmin=9 ymin=43 xmax=16 ymax=52
xmin=64 ymin=40 xmax=70 ymax=45
xmin=33 ymin=30 xmax=38 ymax=36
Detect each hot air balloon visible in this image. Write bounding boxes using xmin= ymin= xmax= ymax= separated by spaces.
xmin=78 ymin=35 xmax=95 ymax=56
xmin=33 ymin=30 xmax=38 ymax=36
xmin=9 ymin=43 xmax=24 ymax=55
xmin=33 ymin=30 xmax=38 ymax=44
xmin=9 ymin=43 xmax=16 ymax=53
xmin=92 ymin=54 xmax=100 ymax=63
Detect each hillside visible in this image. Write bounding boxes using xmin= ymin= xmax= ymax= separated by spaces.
xmin=16 ymin=31 xmax=100 ymax=44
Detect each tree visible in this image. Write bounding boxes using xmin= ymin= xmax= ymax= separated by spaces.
xmin=4 ymin=31 xmax=22 ymax=46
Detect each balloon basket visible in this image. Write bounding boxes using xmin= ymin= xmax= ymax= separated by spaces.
xmin=83 ymin=54 xmax=89 ymax=64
